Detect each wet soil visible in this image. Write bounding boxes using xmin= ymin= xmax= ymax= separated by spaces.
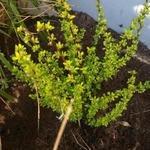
xmin=0 ymin=12 xmax=150 ymax=150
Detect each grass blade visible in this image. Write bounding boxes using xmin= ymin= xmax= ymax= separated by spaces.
xmin=0 ymin=52 xmax=12 ymax=71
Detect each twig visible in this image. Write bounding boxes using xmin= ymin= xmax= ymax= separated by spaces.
xmin=34 ymin=83 xmax=40 ymax=134
xmin=32 ymin=6 xmax=57 ymax=19
xmin=18 ymin=4 xmax=55 ymax=10
xmin=53 ymin=99 xmax=74 ymax=150
xmin=132 ymin=142 xmax=140 ymax=150
xmin=77 ymin=132 xmax=91 ymax=150
xmin=71 ymin=131 xmax=88 ymax=150
xmin=16 ymin=16 xmax=30 ymax=24
xmin=130 ymin=109 xmax=150 ymax=116
xmin=0 ymin=97 xmax=15 ymax=115
xmin=0 ymin=136 xmax=2 ymax=150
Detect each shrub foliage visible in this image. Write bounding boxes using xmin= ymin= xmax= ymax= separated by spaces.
xmin=12 ymin=0 xmax=150 ymax=126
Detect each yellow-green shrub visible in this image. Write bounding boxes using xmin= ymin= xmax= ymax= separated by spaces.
xmin=12 ymin=0 xmax=150 ymax=127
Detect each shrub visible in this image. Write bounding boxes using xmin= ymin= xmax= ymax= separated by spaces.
xmin=12 ymin=0 xmax=150 ymax=127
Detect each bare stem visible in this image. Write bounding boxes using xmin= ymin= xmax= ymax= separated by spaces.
xmin=0 ymin=97 xmax=15 ymax=115
xmin=53 ymin=99 xmax=74 ymax=150
xmin=34 ymin=83 xmax=40 ymax=134
xmin=0 ymin=136 xmax=2 ymax=150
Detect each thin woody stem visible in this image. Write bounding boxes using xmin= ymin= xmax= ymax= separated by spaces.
xmin=53 ymin=99 xmax=74 ymax=150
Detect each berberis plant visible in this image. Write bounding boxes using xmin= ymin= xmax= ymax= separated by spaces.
xmin=12 ymin=0 xmax=150 ymax=127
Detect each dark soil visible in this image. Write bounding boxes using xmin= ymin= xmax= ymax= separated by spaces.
xmin=0 ymin=12 xmax=150 ymax=150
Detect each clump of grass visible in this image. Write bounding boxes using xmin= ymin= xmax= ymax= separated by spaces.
xmin=0 ymin=51 xmax=15 ymax=115
xmin=0 ymin=51 xmax=12 ymax=100
xmin=0 ymin=0 xmax=42 ymax=36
